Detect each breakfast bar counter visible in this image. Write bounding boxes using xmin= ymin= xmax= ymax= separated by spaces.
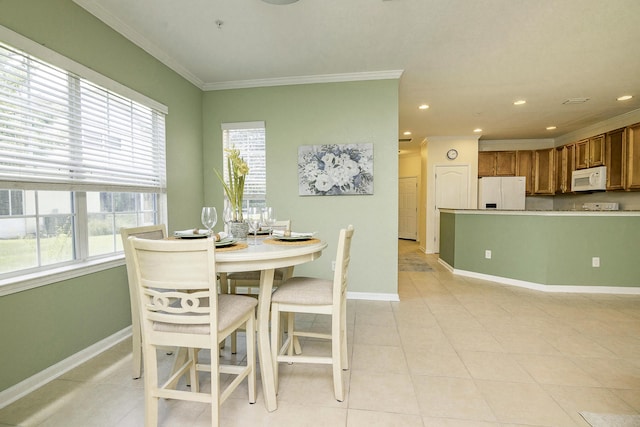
xmin=438 ymin=209 xmax=640 ymax=293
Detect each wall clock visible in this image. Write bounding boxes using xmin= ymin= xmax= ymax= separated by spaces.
xmin=446 ymin=149 xmax=458 ymax=160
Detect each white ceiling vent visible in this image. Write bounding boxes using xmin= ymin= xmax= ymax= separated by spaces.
xmin=399 ymin=138 xmax=412 ymax=143
xmin=562 ymin=98 xmax=590 ymax=105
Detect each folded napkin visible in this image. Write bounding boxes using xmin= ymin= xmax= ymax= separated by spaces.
xmin=272 ymin=230 xmax=316 ymax=238
xmin=174 ymin=229 xmax=229 ymax=241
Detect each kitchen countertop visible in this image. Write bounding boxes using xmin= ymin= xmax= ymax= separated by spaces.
xmin=439 ymin=209 xmax=640 ymax=217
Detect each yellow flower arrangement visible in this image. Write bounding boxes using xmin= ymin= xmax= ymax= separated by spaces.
xmin=215 ymin=147 xmax=249 ymax=222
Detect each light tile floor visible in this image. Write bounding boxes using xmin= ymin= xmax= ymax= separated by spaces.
xmin=2 ymin=239 xmax=640 ymax=426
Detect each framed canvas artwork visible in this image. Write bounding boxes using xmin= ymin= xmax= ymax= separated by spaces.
xmin=298 ymin=143 xmax=373 ymax=196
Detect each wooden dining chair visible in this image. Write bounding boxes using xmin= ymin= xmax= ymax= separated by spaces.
xmin=120 ymin=224 xmax=167 ymax=379
xmin=128 ymin=236 xmax=257 ymax=427
xmin=269 ymin=225 xmax=354 ymax=402
xmin=225 ymin=219 xmax=291 ymax=353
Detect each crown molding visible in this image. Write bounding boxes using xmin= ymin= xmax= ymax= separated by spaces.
xmin=202 ymin=70 xmax=404 ymax=91
xmin=73 ymin=0 xmax=205 ymax=89
xmin=74 ymin=1 xmax=402 ymax=92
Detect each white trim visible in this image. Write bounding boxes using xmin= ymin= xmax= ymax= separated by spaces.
xmin=204 ymin=70 xmax=405 ymax=91
xmin=448 ymin=266 xmax=640 ymax=295
xmin=221 ymin=121 xmax=266 ymax=131
xmin=347 ymin=291 xmax=400 ymax=302
xmin=0 ymin=23 xmax=168 ymax=114
xmin=0 ymin=327 xmax=132 ymax=410
xmin=0 ymin=257 xmax=125 ymax=297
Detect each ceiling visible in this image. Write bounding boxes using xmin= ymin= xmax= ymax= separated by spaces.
xmin=74 ymin=0 xmax=640 ymax=155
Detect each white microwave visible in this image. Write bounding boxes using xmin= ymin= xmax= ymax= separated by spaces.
xmin=571 ymin=166 xmax=607 ymax=192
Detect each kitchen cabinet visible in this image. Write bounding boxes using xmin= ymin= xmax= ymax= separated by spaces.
xmin=555 ymin=144 xmax=574 ymax=193
xmin=627 ymin=123 xmax=640 ymax=190
xmin=534 ymin=148 xmax=555 ymax=195
xmin=516 ymin=150 xmax=534 ymax=194
xmin=478 ymin=152 xmax=495 ymax=177
xmin=605 ymin=128 xmax=626 ymax=190
xmin=575 ymin=135 xmax=605 ymax=169
xmin=478 ymin=151 xmax=516 ymax=177
xmin=589 ymin=134 xmax=605 ymax=167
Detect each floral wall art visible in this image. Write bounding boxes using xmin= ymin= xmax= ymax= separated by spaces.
xmin=298 ymin=143 xmax=374 ymax=196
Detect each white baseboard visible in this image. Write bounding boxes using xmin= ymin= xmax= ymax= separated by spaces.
xmin=453 ymin=268 xmax=640 ymax=295
xmin=0 ymin=327 xmax=132 ymax=410
xmin=347 ymin=291 xmax=400 ymax=301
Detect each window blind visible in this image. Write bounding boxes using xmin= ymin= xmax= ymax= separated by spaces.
xmin=0 ymin=42 xmax=166 ymax=193
xmin=221 ymin=121 xmax=266 ymax=201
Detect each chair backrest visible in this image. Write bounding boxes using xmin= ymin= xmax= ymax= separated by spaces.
xmin=333 ymin=225 xmax=355 ymax=304
xmin=271 ymin=219 xmax=291 ymax=232
xmin=128 ymin=237 xmax=219 ymax=345
xmin=120 ymin=225 xmax=167 ymax=320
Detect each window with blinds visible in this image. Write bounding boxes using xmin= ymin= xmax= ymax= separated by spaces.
xmin=222 ymin=121 xmax=266 ymax=207
xmin=0 ymin=32 xmax=167 ymax=289
xmin=0 ymin=42 xmax=166 ymax=192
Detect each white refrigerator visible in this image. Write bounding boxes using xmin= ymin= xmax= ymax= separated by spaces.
xmin=478 ymin=176 xmax=526 ymax=210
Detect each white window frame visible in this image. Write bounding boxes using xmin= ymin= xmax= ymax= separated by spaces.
xmin=221 ymin=121 xmax=266 ymax=210
xmin=0 ymin=25 xmax=167 ymax=296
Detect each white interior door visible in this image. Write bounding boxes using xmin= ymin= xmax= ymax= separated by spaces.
xmin=434 ymin=165 xmax=470 ymax=252
xmin=398 ymin=177 xmax=418 ymax=240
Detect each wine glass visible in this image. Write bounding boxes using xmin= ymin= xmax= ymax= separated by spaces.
xmin=261 ymin=207 xmax=276 ymax=235
xmin=247 ymin=207 xmax=262 ymax=245
xmin=223 ymin=203 xmax=233 ymax=233
xmin=201 ymin=206 xmax=217 ymax=236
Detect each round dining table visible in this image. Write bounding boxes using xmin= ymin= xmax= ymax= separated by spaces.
xmin=216 ymin=238 xmax=327 ymax=412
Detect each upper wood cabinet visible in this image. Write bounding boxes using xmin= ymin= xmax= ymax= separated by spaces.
xmin=589 ymin=134 xmax=605 ymax=167
xmin=516 ymin=150 xmax=534 ymax=194
xmin=495 ymin=151 xmax=517 ymax=176
xmin=478 ymin=151 xmax=495 ymax=177
xmin=555 ymin=144 xmax=574 ymax=194
xmin=627 ymin=123 xmax=640 ymax=190
xmin=534 ymin=148 xmax=555 ymax=195
xmin=478 ymin=151 xmax=516 ymax=177
xmin=605 ymin=128 xmax=626 ymax=190
xmin=575 ymin=135 xmax=605 ymax=169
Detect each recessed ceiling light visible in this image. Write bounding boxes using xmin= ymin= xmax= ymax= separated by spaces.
xmin=473 ymin=128 xmax=482 ymax=133
xmin=403 ymin=131 xmax=412 ymax=136
xmin=546 ymin=126 xmax=557 ymax=130
xmin=262 ymin=0 xmax=299 ymax=4
xmin=418 ymin=104 xmax=429 ymax=110
xmin=513 ymin=100 xmax=526 ymax=105
xmin=617 ymin=95 xmax=633 ymax=101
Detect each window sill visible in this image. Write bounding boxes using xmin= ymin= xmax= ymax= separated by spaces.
xmin=0 ymin=256 xmax=125 ymax=297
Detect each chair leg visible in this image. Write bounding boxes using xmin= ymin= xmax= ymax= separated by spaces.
xmin=143 ymin=345 xmax=159 ymax=427
xmin=270 ymin=303 xmax=281 ymax=393
xmin=341 ymin=303 xmax=349 ymax=370
xmin=132 ymin=323 xmax=142 ymax=379
xmin=246 ymin=313 xmax=257 ymax=404
xmin=188 ymin=348 xmax=199 ymax=392
xmin=332 ymin=314 xmax=345 ymax=402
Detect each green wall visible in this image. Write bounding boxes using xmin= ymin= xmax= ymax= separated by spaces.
xmin=0 ymin=0 xmax=400 ymax=393
xmin=442 ymin=211 xmax=640 ymax=287
xmin=203 ymin=82 xmax=400 ymax=293
xmin=0 ymin=0 xmax=203 ymax=391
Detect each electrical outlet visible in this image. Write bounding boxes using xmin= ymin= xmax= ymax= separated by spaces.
xmin=331 ymin=260 xmax=336 ymax=271
xmin=485 ymin=250 xmax=492 ymax=259
xmin=592 ymin=257 xmax=600 ymax=268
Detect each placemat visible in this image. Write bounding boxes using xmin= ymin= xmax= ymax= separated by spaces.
xmin=216 ymin=242 xmax=248 ymax=252
xmin=263 ymin=238 xmax=321 ymax=246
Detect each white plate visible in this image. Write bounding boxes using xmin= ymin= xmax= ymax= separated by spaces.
xmin=274 ymin=236 xmax=313 ymax=241
xmin=215 ymin=238 xmax=237 ymax=248
xmin=175 ymin=233 xmax=209 ymax=239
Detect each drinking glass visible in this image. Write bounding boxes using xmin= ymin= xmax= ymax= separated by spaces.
xmin=261 ymin=207 xmax=276 ymax=235
xmin=201 ymin=206 xmax=217 ymax=236
xmin=247 ymin=207 xmax=262 ymax=245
